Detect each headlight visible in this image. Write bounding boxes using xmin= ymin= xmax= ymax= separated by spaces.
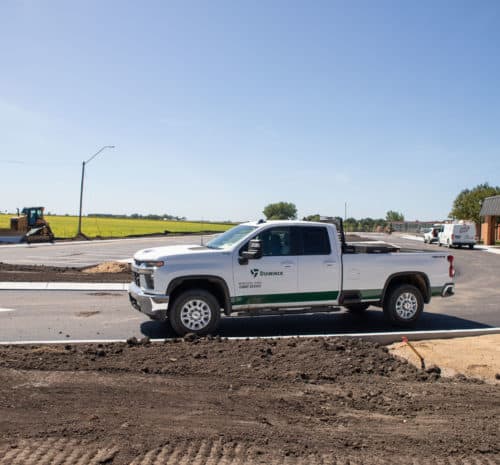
xmin=135 ymin=260 xmax=165 ymax=267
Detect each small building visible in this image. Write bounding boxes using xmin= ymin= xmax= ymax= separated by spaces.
xmin=480 ymin=195 xmax=500 ymax=245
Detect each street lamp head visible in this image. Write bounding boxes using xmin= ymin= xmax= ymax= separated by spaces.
xmin=84 ymin=145 xmax=116 ymax=164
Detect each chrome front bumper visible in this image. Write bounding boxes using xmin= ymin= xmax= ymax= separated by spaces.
xmin=128 ymin=282 xmax=169 ymax=320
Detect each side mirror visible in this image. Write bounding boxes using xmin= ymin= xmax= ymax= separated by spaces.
xmin=239 ymin=239 xmax=262 ymax=264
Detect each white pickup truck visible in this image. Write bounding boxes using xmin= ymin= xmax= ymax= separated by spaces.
xmin=129 ymin=220 xmax=455 ymax=336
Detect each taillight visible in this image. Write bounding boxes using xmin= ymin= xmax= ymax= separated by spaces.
xmin=447 ymin=255 xmax=455 ymax=278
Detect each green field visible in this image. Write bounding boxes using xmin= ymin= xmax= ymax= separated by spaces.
xmin=0 ymin=214 xmax=234 ymax=239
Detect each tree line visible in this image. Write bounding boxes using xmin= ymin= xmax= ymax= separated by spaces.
xmin=262 ymin=182 xmax=500 ymax=231
xmin=262 ymin=202 xmax=404 ymax=232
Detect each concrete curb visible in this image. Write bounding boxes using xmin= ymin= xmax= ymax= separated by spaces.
xmin=1 ymin=327 xmax=498 ymax=346
xmin=0 ymin=282 xmax=128 ymax=291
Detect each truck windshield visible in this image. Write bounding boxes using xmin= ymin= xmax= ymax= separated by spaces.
xmin=206 ymin=225 xmax=257 ymax=249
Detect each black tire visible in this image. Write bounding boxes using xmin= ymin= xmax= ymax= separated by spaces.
xmin=168 ymin=289 xmax=221 ymax=336
xmin=469 ymin=244 xmax=474 ymax=249
xmin=345 ymin=303 xmax=370 ymax=313
xmin=438 ymin=241 xmax=442 ymax=247
xmin=383 ymin=284 xmax=423 ymax=327
xmin=423 ymin=238 xmax=427 ymax=244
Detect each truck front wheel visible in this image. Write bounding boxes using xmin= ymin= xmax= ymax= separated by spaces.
xmin=169 ymin=289 xmax=221 ymax=336
xmin=383 ymin=284 xmax=423 ymax=327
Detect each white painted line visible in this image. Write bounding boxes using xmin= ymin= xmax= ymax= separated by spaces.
xmin=0 ymin=308 xmax=15 ymax=313
xmin=0 ymin=327 xmax=499 ymax=345
xmin=0 ymin=282 xmax=128 ymax=291
xmin=402 ymin=235 xmax=424 ymax=242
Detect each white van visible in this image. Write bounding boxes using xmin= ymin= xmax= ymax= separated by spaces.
xmin=438 ymin=222 xmax=476 ymax=249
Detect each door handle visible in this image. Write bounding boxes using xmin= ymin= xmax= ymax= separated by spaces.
xmin=324 ymin=261 xmax=336 ymax=267
xmin=281 ymin=262 xmax=294 ymax=268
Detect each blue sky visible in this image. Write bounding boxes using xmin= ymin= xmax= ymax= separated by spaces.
xmin=1 ymin=0 xmax=499 ymax=221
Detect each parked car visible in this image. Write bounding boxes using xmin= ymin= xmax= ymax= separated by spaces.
xmin=423 ymin=225 xmax=442 ymax=244
xmin=438 ymin=222 xmax=476 ymax=249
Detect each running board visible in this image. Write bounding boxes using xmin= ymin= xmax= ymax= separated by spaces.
xmin=233 ymin=306 xmax=342 ymax=317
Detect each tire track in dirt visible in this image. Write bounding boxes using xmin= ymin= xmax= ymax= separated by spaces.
xmin=0 ymin=440 xmax=119 ymax=465
xmin=1 ymin=438 xmax=499 ymax=465
xmin=114 ymin=439 xmax=500 ymax=465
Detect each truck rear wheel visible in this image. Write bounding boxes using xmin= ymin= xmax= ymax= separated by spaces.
xmin=169 ymin=289 xmax=221 ymax=336
xmin=383 ymin=284 xmax=423 ymax=327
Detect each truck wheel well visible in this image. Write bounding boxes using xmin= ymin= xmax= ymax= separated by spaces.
xmin=383 ymin=273 xmax=430 ymax=304
xmin=168 ymin=278 xmax=230 ymax=315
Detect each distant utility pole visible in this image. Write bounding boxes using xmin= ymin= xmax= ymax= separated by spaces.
xmin=344 ymin=202 xmax=347 ymax=221
xmin=77 ymin=145 xmax=115 ymax=236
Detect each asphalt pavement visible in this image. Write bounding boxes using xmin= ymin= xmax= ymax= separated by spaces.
xmin=0 ymin=234 xmax=212 ymax=267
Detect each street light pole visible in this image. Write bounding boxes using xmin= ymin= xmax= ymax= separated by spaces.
xmin=77 ymin=145 xmax=115 ymax=237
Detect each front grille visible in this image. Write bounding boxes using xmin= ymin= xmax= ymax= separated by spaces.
xmin=133 ymin=272 xmax=140 ymax=286
xmin=145 ymin=274 xmax=154 ymax=290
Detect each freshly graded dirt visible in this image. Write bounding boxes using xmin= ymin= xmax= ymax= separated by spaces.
xmin=0 ymin=262 xmax=130 ymax=283
xmin=0 ymin=337 xmax=498 ymax=464
xmin=389 ymin=334 xmax=500 ymax=384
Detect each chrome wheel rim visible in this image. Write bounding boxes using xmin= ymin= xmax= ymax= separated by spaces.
xmin=180 ymin=299 xmax=212 ymax=331
xmin=395 ymin=292 xmax=418 ymax=320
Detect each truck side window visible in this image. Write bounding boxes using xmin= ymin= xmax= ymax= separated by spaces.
xmin=301 ymin=227 xmax=331 ymax=255
xmin=257 ymin=227 xmax=295 ymax=256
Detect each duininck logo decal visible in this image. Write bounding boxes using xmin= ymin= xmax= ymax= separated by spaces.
xmin=250 ymin=269 xmax=283 ymax=278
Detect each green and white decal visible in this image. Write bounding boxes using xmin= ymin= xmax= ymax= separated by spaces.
xmin=231 ymin=290 xmax=339 ymax=306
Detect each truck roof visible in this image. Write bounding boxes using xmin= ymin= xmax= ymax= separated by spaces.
xmin=243 ymin=220 xmax=336 ymax=228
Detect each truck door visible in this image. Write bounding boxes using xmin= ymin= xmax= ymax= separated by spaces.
xmin=296 ymin=226 xmax=340 ymax=304
xmin=232 ymin=226 xmax=298 ymax=308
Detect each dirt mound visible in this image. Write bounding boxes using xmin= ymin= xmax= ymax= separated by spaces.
xmin=0 ymin=262 xmax=130 ymax=283
xmin=0 ymin=337 xmax=498 ymax=464
xmin=82 ymin=261 xmax=131 ymax=274
xmin=0 ymin=337 xmax=432 ymax=384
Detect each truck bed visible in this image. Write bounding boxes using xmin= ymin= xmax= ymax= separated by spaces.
xmin=346 ymin=241 xmax=400 ymax=254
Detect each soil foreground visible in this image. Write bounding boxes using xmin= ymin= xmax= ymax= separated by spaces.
xmin=1 ymin=337 xmax=499 ymax=465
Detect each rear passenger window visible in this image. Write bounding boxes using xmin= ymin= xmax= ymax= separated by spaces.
xmin=301 ymin=227 xmax=331 ymax=255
